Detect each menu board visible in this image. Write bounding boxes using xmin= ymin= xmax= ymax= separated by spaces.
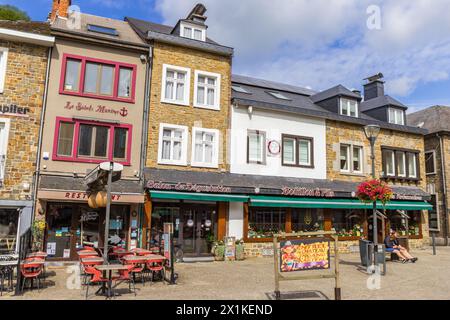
xmin=280 ymin=238 xmax=330 ymax=272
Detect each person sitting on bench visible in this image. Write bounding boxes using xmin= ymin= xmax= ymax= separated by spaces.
xmin=384 ymin=230 xmax=418 ymax=264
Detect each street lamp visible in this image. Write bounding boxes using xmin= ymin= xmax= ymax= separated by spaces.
xmin=364 ymin=124 xmax=381 ymax=265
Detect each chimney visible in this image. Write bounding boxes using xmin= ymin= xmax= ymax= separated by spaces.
xmin=50 ymin=0 xmax=72 ymax=22
xmin=363 ymin=73 xmax=385 ymax=101
xmin=186 ymin=3 xmax=207 ymax=25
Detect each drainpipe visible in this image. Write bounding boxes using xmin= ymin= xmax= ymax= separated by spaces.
xmin=437 ymin=133 xmax=448 ymax=246
xmin=31 ymin=46 xmax=53 ymax=230
xmin=138 ymin=45 xmax=153 ymax=247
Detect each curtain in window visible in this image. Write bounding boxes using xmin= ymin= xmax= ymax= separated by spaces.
xmin=100 ymin=65 xmax=114 ymax=95
xmin=64 ymin=59 xmax=81 ymax=91
xmin=57 ymin=122 xmax=74 ymax=156
xmin=283 ymin=138 xmax=295 ymax=164
xmin=249 ymin=133 xmax=262 ymax=162
xmin=84 ymin=62 xmax=98 ymax=93
xmin=118 ymin=68 xmax=132 ymax=98
xmin=194 ymin=29 xmax=202 ymax=40
xmin=194 ymin=131 xmax=203 ymax=162
xmin=396 ymin=152 xmax=406 ymax=176
xmin=353 ymin=147 xmax=361 ymax=171
xmin=162 ymin=129 xmax=172 ymax=160
xmin=340 ymin=145 xmax=349 ymax=170
xmin=173 ymin=130 xmax=182 ymax=160
xmin=175 ymin=73 xmax=185 ymax=101
xmin=298 ymin=140 xmax=309 ymax=164
xmin=408 ymin=153 xmax=416 ymax=177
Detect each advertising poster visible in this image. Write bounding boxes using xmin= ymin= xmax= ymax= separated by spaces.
xmin=280 ymin=238 xmax=330 ymax=272
xmin=46 ymin=242 xmax=56 ymax=255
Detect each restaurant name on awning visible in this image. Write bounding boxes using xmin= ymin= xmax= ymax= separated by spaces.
xmin=281 ymin=187 xmax=335 ymax=198
xmin=147 ymin=181 xmax=232 ymax=193
xmin=392 ymin=194 xmax=423 ymax=201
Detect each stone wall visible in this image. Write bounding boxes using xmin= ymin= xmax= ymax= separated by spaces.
xmin=146 ymin=42 xmax=232 ymax=172
xmin=0 ymin=40 xmax=48 ymax=201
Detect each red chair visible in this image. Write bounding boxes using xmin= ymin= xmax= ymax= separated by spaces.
xmin=146 ymin=259 xmax=165 ymax=283
xmin=123 ymin=255 xmax=146 ymax=286
xmin=20 ymin=262 xmax=43 ymax=293
xmin=115 ymin=264 xmax=136 ymax=296
xmin=84 ymin=265 xmax=110 ymax=299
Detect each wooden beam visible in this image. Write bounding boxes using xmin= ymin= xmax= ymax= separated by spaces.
xmin=143 ymin=193 xmax=152 ymax=249
xmin=217 ymin=202 xmax=227 ymax=241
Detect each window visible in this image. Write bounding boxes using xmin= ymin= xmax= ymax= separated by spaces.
xmin=282 ymin=135 xmax=313 ymax=168
xmin=291 ymin=209 xmax=324 ymax=233
xmin=425 ymin=151 xmax=436 ymax=175
xmin=0 ymin=208 xmax=19 ymax=254
xmin=388 ymin=108 xmax=405 ymax=125
xmin=161 ymin=64 xmax=190 ymax=106
xmin=0 ymin=119 xmax=10 ymax=181
xmin=247 ymin=130 xmax=266 ymax=164
xmin=332 ymin=210 xmax=364 ymax=237
xmin=340 ymin=144 xmax=363 ymax=173
xmin=53 ymin=117 xmax=132 ymax=165
xmin=158 ymin=123 xmax=188 ymax=166
xmin=267 ymin=91 xmax=291 ymax=100
xmin=388 ymin=210 xmax=421 ymax=237
xmin=248 ymin=208 xmax=286 ymax=239
xmin=382 ymin=148 xmax=419 ymax=179
xmin=231 ymin=85 xmax=250 ymax=94
xmin=191 ymin=127 xmax=219 ymax=168
xmin=180 ymin=22 xmax=206 ymax=41
xmin=340 ymin=98 xmax=358 ymax=117
xmin=60 ymin=54 xmax=136 ymax=103
xmin=0 ymin=48 xmax=8 ymax=93
xmin=194 ymin=70 xmax=221 ymax=110
xmin=87 ymin=24 xmax=118 ymax=36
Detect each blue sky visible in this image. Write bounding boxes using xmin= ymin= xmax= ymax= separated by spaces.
xmin=3 ymin=0 xmax=450 ymax=112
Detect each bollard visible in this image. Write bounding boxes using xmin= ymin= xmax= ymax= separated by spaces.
xmin=432 ymin=232 xmax=436 ymax=255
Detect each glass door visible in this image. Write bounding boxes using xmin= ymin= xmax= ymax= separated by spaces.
xmin=182 ymin=204 xmax=217 ymax=256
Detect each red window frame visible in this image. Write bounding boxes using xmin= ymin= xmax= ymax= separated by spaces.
xmin=59 ymin=53 xmax=137 ymax=103
xmin=53 ymin=117 xmax=132 ymax=166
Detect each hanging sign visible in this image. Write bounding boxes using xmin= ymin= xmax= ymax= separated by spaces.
xmin=280 ymin=238 xmax=330 ymax=272
xmin=267 ymin=140 xmax=281 ymax=156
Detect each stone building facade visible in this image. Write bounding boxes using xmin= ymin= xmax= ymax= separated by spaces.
xmin=0 ymin=21 xmax=54 ymax=253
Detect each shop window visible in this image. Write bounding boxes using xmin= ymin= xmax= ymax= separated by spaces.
xmin=340 ymin=144 xmax=363 ymax=174
xmin=191 ymin=127 xmax=219 ymax=168
xmin=291 ymin=209 xmax=324 ymax=233
xmin=0 ymin=208 xmax=19 ymax=254
xmin=60 ymin=54 xmax=136 ymax=103
xmin=0 ymin=118 xmax=10 ymax=181
xmin=388 ymin=210 xmax=421 ymax=237
xmin=194 ymin=70 xmax=221 ymax=110
xmin=53 ymin=117 xmax=132 ymax=165
xmin=382 ymin=148 xmax=420 ymax=180
xmin=247 ymin=130 xmax=266 ymax=164
xmin=248 ymin=208 xmax=285 ymax=239
xmin=158 ymin=123 xmax=188 ymax=166
xmin=281 ymin=134 xmax=313 ymax=168
xmin=161 ymin=64 xmax=190 ymax=106
xmin=151 ymin=207 xmax=181 ymax=241
xmin=331 ymin=210 xmax=364 ymax=238
xmin=425 ymin=150 xmax=436 ymax=175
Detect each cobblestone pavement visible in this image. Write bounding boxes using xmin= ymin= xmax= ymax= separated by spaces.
xmin=1 ymin=246 xmax=449 ymax=300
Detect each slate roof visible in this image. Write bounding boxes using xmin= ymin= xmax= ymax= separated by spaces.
xmin=407 ymin=105 xmax=450 ymax=134
xmin=310 ymin=84 xmax=361 ymax=103
xmin=39 ymin=175 xmax=143 ymax=194
xmin=360 ymin=95 xmax=407 ymax=111
xmin=0 ymin=20 xmax=51 ymax=35
xmin=231 ymin=75 xmax=427 ymax=135
xmin=51 ymin=13 xmax=146 ymax=47
xmin=144 ymin=168 xmax=429 ymax=199
xmin=125 ymin=16 xmax=233 ymax=56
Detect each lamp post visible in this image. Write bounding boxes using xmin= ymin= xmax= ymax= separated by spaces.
xmin=364 ymin=125 xmax=381 ymax=262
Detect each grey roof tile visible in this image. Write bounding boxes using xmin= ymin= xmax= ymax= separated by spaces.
xmin=310 ymin=84 xmax=361 ymax=103
xmin=232 ymin=74 xmax=316 ymax=96
xmin=407 ymin=105 xmax=450 ymax=134
xmin=360 ymin=95 xmax=407 ymax=111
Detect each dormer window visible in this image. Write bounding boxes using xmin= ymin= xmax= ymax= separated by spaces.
xmin=340 ymin=98 xmax=358 ymax=117
xmin=180 ymin=22 xmax=206 ymax=41
xmin=388 ymin=108 xmax=405 ymax=125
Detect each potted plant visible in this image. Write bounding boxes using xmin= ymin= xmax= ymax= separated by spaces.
xmin=356 ymin=179 xmax=393 ymax=206
xmin=212 ymin=240 xmax=225 ymax=261
xmin=32 ymin=219 xmax=46 ymax=251
xmin=205 ymin=232 xmax=215 ymax=252
xmin=235 ymin=239 xmax=245 ymax=261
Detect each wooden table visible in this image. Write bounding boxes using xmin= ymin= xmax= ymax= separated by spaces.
xmin=130 ymin=248 xmax=152 ymax=256
xmin=81 ymin=257 xmax=104 ymax=264
xmin=21 ymin=259 xmax=45 ymax=265
xmin=26 ymin=252 xmax=48 ymax=259
xmin=94 ymin=264 xmax=129 ymax=298
xmin=77 ymin=251 xmax=99 ymax=257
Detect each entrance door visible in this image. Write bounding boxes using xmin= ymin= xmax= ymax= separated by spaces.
xmin=181 ymin=204 xmax=217 ymax=256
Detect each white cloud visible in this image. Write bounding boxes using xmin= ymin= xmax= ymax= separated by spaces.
xmin=155 ymin=0 xmax=450 ymax=98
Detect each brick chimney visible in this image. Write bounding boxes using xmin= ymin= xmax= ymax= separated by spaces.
xmin=50 ymin=0 xmax=72 ymax=21
xmin=363 ymin=73 xmax=385 ymax=101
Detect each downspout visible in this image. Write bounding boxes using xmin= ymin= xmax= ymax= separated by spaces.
xmin=31 ymin=46 xmax=53 ymax=228
xmin=138 ymin=45 xmax=153 ymax=247
xmin=438 ymin=133 xmax=448 ymax=246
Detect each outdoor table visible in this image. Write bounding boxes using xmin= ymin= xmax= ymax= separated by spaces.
xmin=81 ymin=257 xmax=104 ymax=265
xmin=0 ymin=260 xmax=18 ymax=295
xmin=77 ymin=250 xmax=99 ymax=257
xmin=21 ymin=259 xmax=45 ymax=266
xmin=94 ymin=264 xmax=129 ymax=298
xmin=130 ymin=248 xmax=152 ymax=256
xmin=26 ymin=252 xmax=48 ymax=259
xmin=122 ymin=255 xmax=151 ymax=264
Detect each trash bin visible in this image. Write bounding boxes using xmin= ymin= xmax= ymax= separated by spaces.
xmin=359 ymin=239 xmax=372 ymax=267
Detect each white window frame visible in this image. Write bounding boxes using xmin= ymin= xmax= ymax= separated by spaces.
xmin=407 ymin=152 xmax=417 ymax=178
xmin=388 ymin=108 xmax=405 ymax=125
xmin=0 ymin=48 xmax=9 ymax=94
xmin=0 ymin=118 xmax=10 ymax=181
xmin=425 ymin=150 xmax=437 ymax=175
xmin=157 ymin=123 xmax=188 ymax=166
xmin=161 ymin=64 xmax=191 ymax=106
xmin=248 ymin=130 xmax=266 ymax=165
xmin=340 ymin=98 xmax=358 ymax=117
xmin=191 ymin=127 xmax=219 ymax=168
xmin=193 ymin=70 xmax=221 ymax=111
xmin=339 ymin=144 xmax=363 ymax=174
xmin=385 ymin=150 xmax=395 ymax=176
xmin=180 ymin=22 xmax=206 ymax=41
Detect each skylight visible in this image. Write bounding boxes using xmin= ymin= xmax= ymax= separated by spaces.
xmin=87 ymin=24 xmax=118 ymax=36
xmin=232 ymin=85 xmax=251 ymax=94
xmin=267 ymin=91 xmax=291 ymax=100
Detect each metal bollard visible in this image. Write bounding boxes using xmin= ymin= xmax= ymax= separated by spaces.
xmin=432 ymin=232 xmax=436 ymax=255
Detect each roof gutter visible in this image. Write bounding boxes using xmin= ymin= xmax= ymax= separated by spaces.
xmin=0 ymin=28 xmax=54 ymax=46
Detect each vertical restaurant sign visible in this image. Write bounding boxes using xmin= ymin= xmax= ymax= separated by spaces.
xmin=280 ymin=238 xmax=330 ymax=272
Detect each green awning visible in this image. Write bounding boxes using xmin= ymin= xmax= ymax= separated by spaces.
xmin=149 ymin=190 xmax=249 ymax=202
xmin=249 ymin=196 xmax=432 ymax=211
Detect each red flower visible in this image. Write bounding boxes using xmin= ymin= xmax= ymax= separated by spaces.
xmin=356 ymin=179 xmax=392 ymax=205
